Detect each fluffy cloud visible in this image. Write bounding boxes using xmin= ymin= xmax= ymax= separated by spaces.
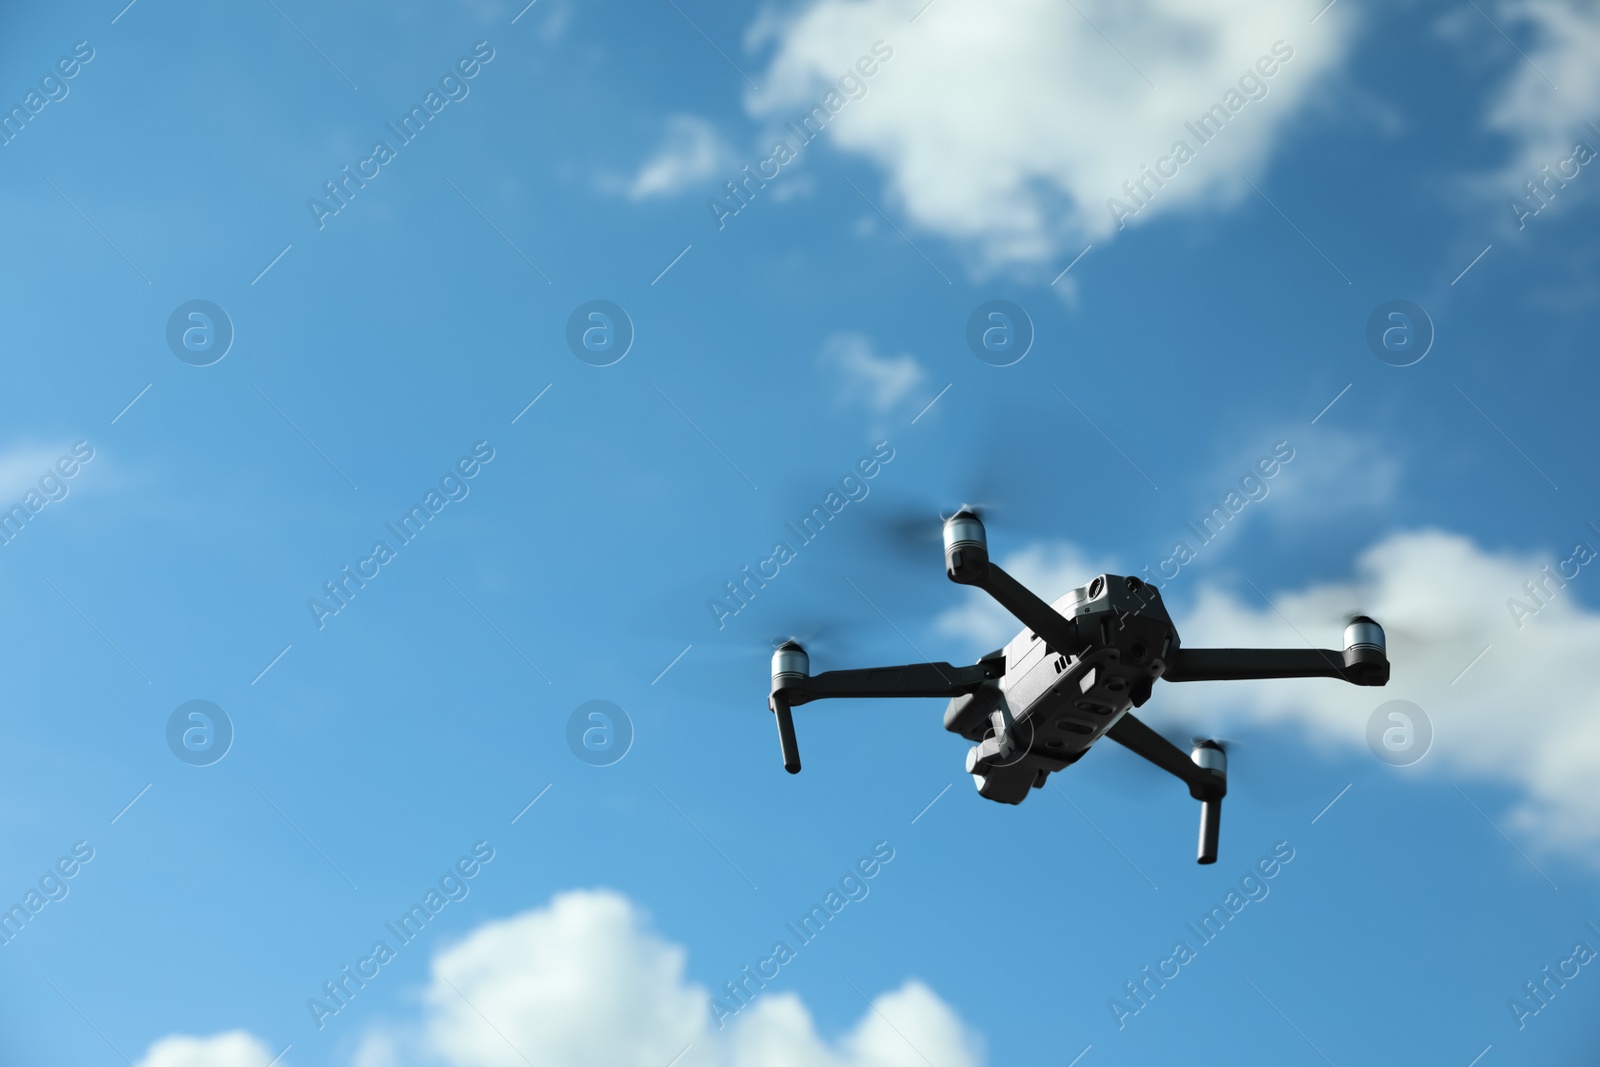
xmin=820 ymin=333 xmax=925 ymax=413
xmin=1476 ymin=0 xmax=1600 ymax=191
xmin=628 ymin=115 xmax=736 ymax=200
xmin=142 ymin=891 xmax=981 ymax=1067
xmin=413 ymin=889 xmax=980 ymax=1067
xmin=135 ymin=1031 xmax=278 ymax=1067
xmin=747 ymin=0 xmax=1357 ymax=271
xmin=942 ymin=527 xmax=1600 ymax=862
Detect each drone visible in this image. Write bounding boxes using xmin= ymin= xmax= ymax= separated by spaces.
xmin=766 ymin=509 xmax=1389 ymax=864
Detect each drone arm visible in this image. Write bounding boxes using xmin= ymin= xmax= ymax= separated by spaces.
xmin=941 ymin=509 xmax=1088 ymax=655
xmin=1162 ymin=617 xmax=1388 ymax=686
xmin=1162 ymin=645 xmax=1387 ymax=686
xmin=782 ymin=661 xmax=997 ymax=705
xmin=1104 ymin=713 xmax=1216 ymax=796
xmin=967 ymin=563 xmax=1086 ymax=658
xmin=768 ymin=646 xmax=1002 ymax=775
xmin=1163 ymin=647 xmax=1344 ymax=681
xmin=1106 ymin=713 xmax=1227 ymax=865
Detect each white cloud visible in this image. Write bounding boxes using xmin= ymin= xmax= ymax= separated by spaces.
xmin=747 ymin=0 xmax=1357 ymax=271
xmin=1478 ymin=0 xmax=1600 ymax=190
xmin=135 ymin=1031 xmax=278 ymax=1067
xmin=944 ymin=527 xmax=1600 ymax=863
xmin=1257 ymin=429 xmax=1399 ymax=522
xmin=628 ymin=115 xmax=736 ymax=200
xmin=146 ymin=890 xmax=981 ymax=1067
xmin=414 ymin=889 xmax=980 ymax=1067
xmin=820 ymin=333 xmax=925 ymax=412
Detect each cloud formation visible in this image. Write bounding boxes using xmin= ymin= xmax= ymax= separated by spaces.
xmin=1476 ymin=0 xmax=1600 ymax=192
xmin=140 ymin=890 xmax=981 ymax=1067
xmin=820 ymin=333 xmax=925 ymax=413
xmin=135 ymin=1031 xmax=278 ymax=1067
xmin=748 ymin=0 xmax=1357 ymax=271
xmin=629 ymin=115 xmax=736 ymax=201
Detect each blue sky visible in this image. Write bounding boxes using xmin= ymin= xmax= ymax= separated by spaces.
xmin=2 ymin=0 xmax=1599 ymax=1064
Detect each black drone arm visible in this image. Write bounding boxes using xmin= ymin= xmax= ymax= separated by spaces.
xmin=768 ymin=648 xmax=1002 ymax=774
xmin=1106 ymin=712 xmax=1228 ymax=865
xmin=780 ymin=662 xmax=996 ymax=705
xmin=942 ymin=511 xmax=1085 ymax=657
xmin=1163 ymin=643 xmax=1388 ymax=687
xmin=968 ymin=563 xmax=1086 ymax=658
xmin=1106 ymin=713 xmax=1216 ymax=794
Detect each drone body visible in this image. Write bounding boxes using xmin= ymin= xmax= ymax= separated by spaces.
xmin=768 ymin=510 xmax=1389 ymax=864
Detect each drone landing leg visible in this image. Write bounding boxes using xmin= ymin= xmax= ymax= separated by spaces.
xmin=1198 ymin=796 xmax=1222 ymax=865
xmin=770 ymin=694 xmax=801 ymax=774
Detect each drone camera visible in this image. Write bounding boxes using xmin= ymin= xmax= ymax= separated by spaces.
xmin=1342 ymin=615 xmax=1389 ymax=685
xmin=943 ymin=509 xmax=990 ymax=584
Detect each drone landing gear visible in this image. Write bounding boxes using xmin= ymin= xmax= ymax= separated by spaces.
xmin=1104 ymin=713 xmax=1228 ymax=865
xmin=770 ymin=694 xmax=802 ymax=773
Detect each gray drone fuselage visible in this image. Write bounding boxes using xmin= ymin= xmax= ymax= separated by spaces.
xmin=943 ymin=574 xmax=1176 ymax=804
